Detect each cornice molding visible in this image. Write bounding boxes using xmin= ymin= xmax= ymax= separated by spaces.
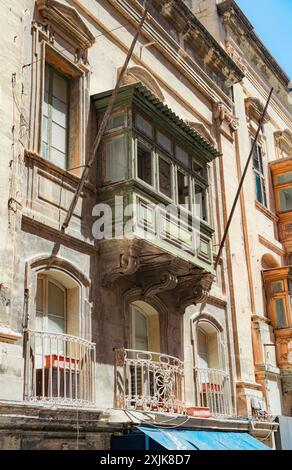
xmin=185 ymin=121 xmax=216 ymax=147
xmin=258 ymin=235 xmax=284 ymax=257
xmin=274 ymin=130 xmax=292 ymax=156
xmin=119 ymin=66 xmax=165 ymax=102
xmin=218 ymin=0 xmax=290 ymax=89
xmin=245 ymin=97 xmax=270 ymax=124
xmin=36 ymin=0 xmax=95 ymax=61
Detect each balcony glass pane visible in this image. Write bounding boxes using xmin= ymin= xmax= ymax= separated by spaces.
xmin=157 ymin=130 xmax=172 ymax=154
xmin=48 ymin=282 xmax=65 ymax=318
xmin=106 ymin=113 xmax=125 ymax=131
xmin=105 ymin=136 xmax=127 ymax=182
xmin=159 ymin=156 xmax=172 ymax=198
xmin=177 ymin=170 xmax=189 ymax=208
xmin=279 ymin=188 xmax=292 ymax=211
xmin=135 ymin=311 xmax=148 ymax=351
xmin=272 ymin=282 xmax=283 ymax=293
xmin=175 ymin=146 xmax=189 ymax=167
xmin=195 ymin=185 xmax=207 ymax=220
xmin=275 ymin=298 xmax=287 ymax=328
xmin=277 ymin=172 xmax=292 ymax=184
xmin=137 ymin=142 xmax=152 ymax=185
xmin=135 ymin=114 xmax=153 ymax=138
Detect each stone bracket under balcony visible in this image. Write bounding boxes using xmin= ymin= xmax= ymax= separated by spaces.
xmin=100 ymin=239 xmax=214 ymax=309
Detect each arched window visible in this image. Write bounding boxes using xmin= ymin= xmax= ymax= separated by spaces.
xmin=133 ymin=308 xmax=149 ymax=351
xmin=36 ymin=275 xmax=66 ymax=335
xmin=196 ymin=322 xmax=222 ymax=370
xmin=130 ymin=302 xmax=160 ymax=352
xmin=194 ymin=319 xmax=232 ymax=417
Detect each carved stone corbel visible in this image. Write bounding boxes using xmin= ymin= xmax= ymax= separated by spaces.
xmin=143 ymin=271 xmax=178 ymax=297
xmin=102 ymin=253 xmax=140 ymax=287
xmin=213 ymin=102 xmax=239 ymax=132
xmin=175 ymin=271 xmax=215 ymax=311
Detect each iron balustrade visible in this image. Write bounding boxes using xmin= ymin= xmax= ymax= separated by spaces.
xmin=115 ymin=348 xmax=185 ymax=413
xmin=194 ymin=367 xmax=232 ymax=418
xmin=25 ymin=330 xmax=96 ymax=406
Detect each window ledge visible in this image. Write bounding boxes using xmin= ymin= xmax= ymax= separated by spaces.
xmin=255 ymin=200 xmax=278 ymax=222
xmin=24 ymin=150 xmax=96 ymax=194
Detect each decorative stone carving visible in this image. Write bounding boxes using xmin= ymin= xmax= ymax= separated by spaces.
xmin=213 ymin=102 xmax=239 ymax=132
xmin=175 ymin=271 xmax=215 ymax=311
xmin=102 ymin=253 xmax=140 ymax=287
xmin=225 ymin=42 xmax=247 ymax=74
xmin=274 ymin=129 xmax=292 ymax=157
xmin=245 ymin=97 xmax=270 ymax=124
xmin=36 ymin=0 xmax=95 ymax=64
xmin=143 ymin=271 xmax=178 ymax=297
xmin=120 ymin=66 xmax=165 ymax=102
xmin=185 ymin=121 xmax=216 ymax=146
xmin=0 ymin=284 xmax=10 ymax=325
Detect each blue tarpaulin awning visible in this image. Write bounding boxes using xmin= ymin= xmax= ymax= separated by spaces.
xmin=137 ymin=426 xmax=271 ymax=451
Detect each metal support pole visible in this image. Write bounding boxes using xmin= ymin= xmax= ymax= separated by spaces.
xmin=61 ymin=0 xmax=152 ymax=231
xmin=214 ymin=88 xmax=273 ymax=270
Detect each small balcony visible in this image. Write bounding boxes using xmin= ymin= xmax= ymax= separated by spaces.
xmin=24 ymin=330 xmax=96 ymax=406
xmin=194 ymin=367 xmax=233 ymax=418
xmin=114 ymin=348 xmax=185 ymax=414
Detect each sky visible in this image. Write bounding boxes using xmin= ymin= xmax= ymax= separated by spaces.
xmin=236 ymin=0 xmax=292 ymax=79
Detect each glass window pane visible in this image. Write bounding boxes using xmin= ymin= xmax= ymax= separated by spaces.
xmin=48 ymin=281 xmax=65 ymax=318
xmin=255 ymin=174 xmax=263 ymax=204
xmin=36 ymin=278 xmax=44 ymax=313
xmin=48 ymin=315 xmax=65 ymax=334
xmin=137 ymin=142 xmax=152 ymax=185
xmin=135 ymin=114 xmax=153 ymax=138
xmin=197 ymin=329 xmax=209 ymax=369
xmin=177 ymin=170 xmax=189 ymax=207
xmin=52 ymin=73 xmax=68 ymax=103
xmin=52 ymin=97 xmax=68 ymax=127
xmin=272 ymin=282 xmax=283 ymax=293
xmin=42 ymin=116 xmax=48 ymax=143
xmin=105 ymin=136 xmax=127 ymax=182
xmin=279 ymin=188 xmax=292 ymax=211
xmin=50 ymin=148 xmax=66 ymax=169
xmin=157 ymin=130 xmax=172 ymax=154
xmin=159 ymin=156 xmax=172 ymax=198
xmin=106 ymin=113 xmax=125 ymax=131
xmin=195 ymin=186 xmax=206 ymax=220
xmin=51 ymin=122 xmax=67 ymax=153
xmin=176 ymin=146 xmax=189 ymax=167
xmin=278 ymin=172 xmax=292 ymax=184
xmin=275 ymin=298 xmax=287 ymax=328
xmin=192 ymin=160 xmax=204 ymax=177
xmin=135 ymin=311 xmax=148 ymax=351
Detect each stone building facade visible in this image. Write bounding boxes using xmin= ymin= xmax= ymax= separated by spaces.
xmin=0 ymin=0 xmax=291 ymax=450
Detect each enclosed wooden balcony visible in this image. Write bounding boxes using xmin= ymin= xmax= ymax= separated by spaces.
xmin=24 ymin=330 xmax=96 ymax=406
xmin=270 ymin=157 xmax=292 ymax=252
xmin=92 ymin=83 xmax=220 ymax=274
xmin=114 ymin=348 xmax=185 ymax=414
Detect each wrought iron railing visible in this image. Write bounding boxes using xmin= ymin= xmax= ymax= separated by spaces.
xmin=24 ymin=330 xmax=96 ymax=406
xmin=194 ymin=367 xmax=232 ymax=418
xmin=115 ymin=348 xmax=185 ymax=413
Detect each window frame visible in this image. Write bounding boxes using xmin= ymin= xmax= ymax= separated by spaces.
xmin=36 ymin=274 xmax=67 ymax=334
xmin=132 ymin=110 xmax=209 ymax=221
xmin=42 ymin=63 xmax=70 ymax=170
xmin=252 ymin=140 xmax=268 ymax=208
xmin=131 ymin=305 xmax=149 ymax=351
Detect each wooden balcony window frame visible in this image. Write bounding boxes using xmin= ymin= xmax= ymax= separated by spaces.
xmin=263 ymin=268 xmax=292 ymax=329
